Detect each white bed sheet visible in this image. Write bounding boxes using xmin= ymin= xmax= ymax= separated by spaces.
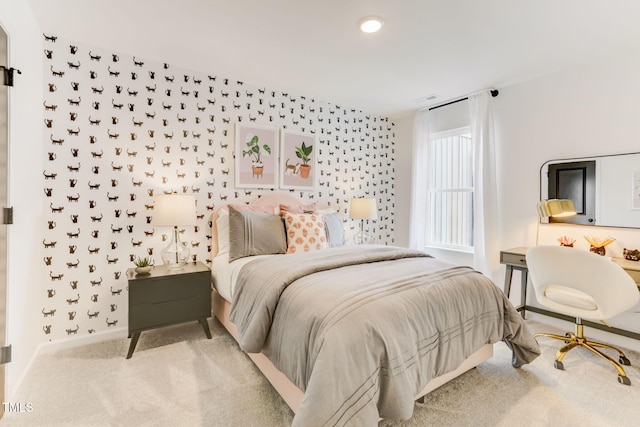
xmin=212 ymin=254 xmax=278 ymax=301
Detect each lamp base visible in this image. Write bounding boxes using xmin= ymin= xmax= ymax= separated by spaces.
xmin=353 ymin=220 xmax=376 ymax=245
xmin=161 ymin=227 xmax=190 ymax=270
xmin=353 ymin=232 xmax=373 ymax=245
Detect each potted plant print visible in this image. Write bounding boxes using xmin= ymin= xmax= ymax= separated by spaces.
xmin=242 ymin=134 xmax=271 ymax=179
xmin=295 ymin=141 xmax=313 ymax=179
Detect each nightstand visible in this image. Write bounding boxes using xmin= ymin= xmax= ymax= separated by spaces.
xmin=126 ymin=261 xmax=212 ymax=359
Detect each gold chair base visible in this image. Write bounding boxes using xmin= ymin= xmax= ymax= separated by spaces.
xmin=534 ymin=322 xmax=632 ymax=385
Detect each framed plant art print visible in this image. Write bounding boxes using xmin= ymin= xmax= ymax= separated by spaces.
xmin=279 ymin=129 xmax=317 ymax=191
xmin=235 ymin=123 xmax=279 ymax=189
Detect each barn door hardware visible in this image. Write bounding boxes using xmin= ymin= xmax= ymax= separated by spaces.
xmin=0 ymin=345 xmax=11 ymax=364
xmin=2 ymin=207 xmax=12 ymax=225
xmin=0 ymin=66 xmax=21 ymax=86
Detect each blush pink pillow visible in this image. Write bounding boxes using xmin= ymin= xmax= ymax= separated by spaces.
xmin=279 ymin=202 xmax=317 ymax=216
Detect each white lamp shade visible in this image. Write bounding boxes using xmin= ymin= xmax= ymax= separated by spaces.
xmin=152 ymin=194 xmax=197 ymax=226
xmin=349 ymin=198 xmax=377 ymax=220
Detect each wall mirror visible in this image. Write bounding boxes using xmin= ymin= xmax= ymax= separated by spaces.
xmin=541 ymin=152 xmax=640 ymax=228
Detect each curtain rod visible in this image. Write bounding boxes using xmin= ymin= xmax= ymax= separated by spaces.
xmin=428 ymin=89 xmax=499 ymax=111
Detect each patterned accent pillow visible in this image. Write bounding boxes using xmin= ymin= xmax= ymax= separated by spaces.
xmin=283 ymin=212 xmax=327 ymax=254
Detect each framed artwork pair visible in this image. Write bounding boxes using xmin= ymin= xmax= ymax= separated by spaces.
xmin=234 ymin=123 xmax=316 ymax=190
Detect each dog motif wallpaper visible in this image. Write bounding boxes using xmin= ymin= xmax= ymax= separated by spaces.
xmin=41 ymin=34 xmax=396 ymax=341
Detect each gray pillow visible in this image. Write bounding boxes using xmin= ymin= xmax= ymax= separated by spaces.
xmin=228 ymin=206 xmax=287 ymax=262
xmin=324 ymin=212 xmax=346 ymax=247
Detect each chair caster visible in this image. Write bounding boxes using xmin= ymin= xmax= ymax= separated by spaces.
xmin=554 ymin=360 xmax=564 ymax=370
xmin=618 ymin=375 xmax=631 ymax=386
xmin=619 ymin=356 xmax=631 ymax=366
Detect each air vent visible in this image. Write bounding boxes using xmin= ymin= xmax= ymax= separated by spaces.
xmin=413 ymin=94 xmax=438 ymax=104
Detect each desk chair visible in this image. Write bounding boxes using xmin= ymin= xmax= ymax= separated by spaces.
xmin=526 ymin=245 xmax=640 ymax=385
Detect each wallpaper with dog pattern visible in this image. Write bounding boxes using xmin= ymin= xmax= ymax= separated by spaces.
xmin=41 ymin=33 xmax=396 ymax=341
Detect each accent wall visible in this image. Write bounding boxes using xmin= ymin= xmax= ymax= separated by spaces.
xmin=39 ymin=34 xmax=397 ymax=342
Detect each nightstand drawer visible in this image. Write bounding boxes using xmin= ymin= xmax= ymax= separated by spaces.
xmin=130 ymin=296 xmax=210 ymax=331
xmin=129 ymin=273 xmax=209 ymax=305
xmin=500 ymin=252 xmax=527 ymax=267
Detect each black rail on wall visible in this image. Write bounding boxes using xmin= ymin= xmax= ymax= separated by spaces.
xmin=428 ymin=89 xmax=499 ymax=111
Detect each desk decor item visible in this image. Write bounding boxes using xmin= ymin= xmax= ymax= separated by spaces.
xmin=584 ymin=235 xmax=615 ymax=256
xmin=133 ymin=256 xmax=154 ymax=274
xmin=349 ymin=197 xmax=377 ymax=244
xmin=557 ymin=236 xmax=575 ymax=247
xmin=623 ymin=248 xmax=640 ymax=261
xmin=152 ymin=194 xmax=196 ymax=270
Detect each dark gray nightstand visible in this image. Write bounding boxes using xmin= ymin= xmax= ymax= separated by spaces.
xmin=126 ymin=261 xmax=212 ymax=359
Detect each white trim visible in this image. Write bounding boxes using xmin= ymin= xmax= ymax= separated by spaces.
xmin=38 ymin=327 xmax=127 ymax=354
xmin=8 ymin=327 xmax=126 ymax=399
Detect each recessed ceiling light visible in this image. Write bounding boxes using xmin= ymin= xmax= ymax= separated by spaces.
xmin=358 ymin=16 xmax=384 ymax=33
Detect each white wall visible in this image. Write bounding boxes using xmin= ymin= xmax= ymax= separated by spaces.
xmin=396 ymin=47 xmax=640 ymax=350
xmin=495 ymin=47 xmax=640 ymax=251
xmin=495 ymin=48 xmax=640 ymax=349
xmin=0 ymin=1 xmax=46 ymax=398
xmin=393 ymin=114 xmax=412 ymax=248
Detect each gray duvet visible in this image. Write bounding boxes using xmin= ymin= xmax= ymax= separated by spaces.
xmin=230 ymin=245 xmax=540 ymax=426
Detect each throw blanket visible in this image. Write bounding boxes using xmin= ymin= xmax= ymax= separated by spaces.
xmin=230 ymin=245 xmax=540 ymax=426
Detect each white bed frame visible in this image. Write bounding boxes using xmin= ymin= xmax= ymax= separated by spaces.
xmin=212 ymin=288 xmax=493 ymax=413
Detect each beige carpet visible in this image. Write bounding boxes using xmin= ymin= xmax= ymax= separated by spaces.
xmin=2 ymin=318 xmax=640 ymax=426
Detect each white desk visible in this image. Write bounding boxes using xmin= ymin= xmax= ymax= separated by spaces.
xmin=500 ymin=246 xmax=640 ymax=340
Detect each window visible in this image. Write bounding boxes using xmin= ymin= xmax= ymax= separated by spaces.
xmin=426 ymin=127 xmax=474 ymax=252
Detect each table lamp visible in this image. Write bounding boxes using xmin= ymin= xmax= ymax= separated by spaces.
xmin=349 ymin=197 xmax=377 ymax=244
xmin=537 ymin=199 xmax=576 ymax=219
xmin=536 ymin=199 xmax=576 ymax=245
xmin=152 ymin=194 xmax=196 ymax=270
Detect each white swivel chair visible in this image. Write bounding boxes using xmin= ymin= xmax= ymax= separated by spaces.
xmin=526 ymin=245 xmax=640 ymax=385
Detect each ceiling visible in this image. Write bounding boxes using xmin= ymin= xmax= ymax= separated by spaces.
xmin=27 ymin=0 xmax=640 ymax=118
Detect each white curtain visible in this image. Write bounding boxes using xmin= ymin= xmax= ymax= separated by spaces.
xmin=409 ymin=108 xmax=430 ymax=249
xmin=469 ymin=92 xmax=500 ymax=278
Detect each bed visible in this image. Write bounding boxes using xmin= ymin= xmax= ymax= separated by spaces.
xmin=210 ymin=193 xmax=540 ymax=426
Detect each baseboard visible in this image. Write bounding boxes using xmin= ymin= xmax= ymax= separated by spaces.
xmin=7 ymin=342 xmax=41 ymax=400
xmin=38 ymin=326 xmax=128 ymax=354
xmin=7 ymin=327 xmax=127 ymax=399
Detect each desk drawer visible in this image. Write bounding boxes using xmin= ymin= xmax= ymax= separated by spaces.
xmin=500 ymin=252 xmax=527 ymax=267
